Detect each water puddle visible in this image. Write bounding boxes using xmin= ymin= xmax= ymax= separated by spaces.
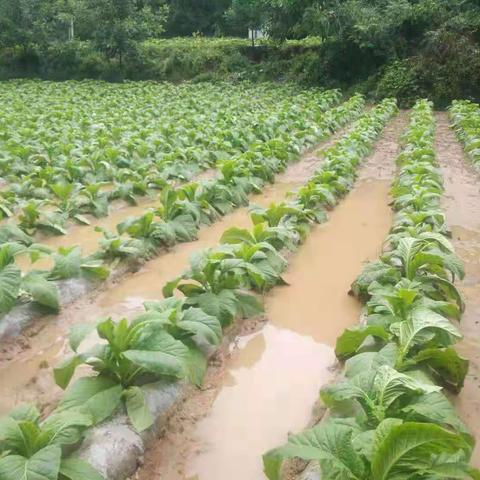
xmin=436 ymin=113 xmax=480 ymax=466
xmin=186 ymin=325 xmax=333 ymax=480
xmin=265 ymin=180 xmax=392 ymax=345
xmin=138 ymin=113 xmax=406 ymax=480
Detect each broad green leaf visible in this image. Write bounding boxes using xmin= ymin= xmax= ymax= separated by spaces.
xmin=73 ymin=214 xmax=91 ymax=226
xmin=371 ymin=422 xmax=469 ymax=480
xmin=263 ymin=421 xmax=365 ymax=480
xmin=166 ymin=215 xmax=198 ymax=242
xmin=21 ymin=272 xmax=59 ymax=311
xmin=0 ymin=416 xmax=29 ymax=456
xmin=234 ymin=290 xmax=264 ymax=318
xmin=126 ymin=328 xmax=188 ymax=378
xmin=402 ymin=391 xmax=470 ymax=436
xmin=53 ymin=355 xmax=84 ymax=390
xmin=124 ymin=386 xmax=153 ymax=432
xmin=392 ymin=307 xmax=462 ymax=359
xmin=178 ymin=307 xmax=222 ymax=346
xmin=321 ymin=365 xmax=439 ymax=421
xmin=144 ymin=297 xmax=183 ymax=313
xmin=69 ymin=324 xmax=95 ymax=352
xmin=351 ymin=261 xmax=400 ymax=300
xmin=0 ymin=261 xmax=21 ymax=314
xmin=162 ymin=276 xmax=182 ymax=298
xmin=8 ymin=404 xmax=40 ymax=423
xmin=17 ymin=422 xmax=41 ymax=457
xmin=80 ymin=263 xmax=110 ymax=281
xmin=335 ymin=325 xmax=390 ymax=360
xmin=0 ymin=224 xmax=33 ymax=246
xmin=186 ymin=289 xmax=238 ymax=326
xmin=0 ymin=445 xmax=61 ymax=480
xmin=220 ymin=227 xmax=255 ymax=245
xmin=57 ymin=376 xmax=123 ymax=424
xmin=345 ymin=343 xmax=398 ymax=378
xmin=372 ymin=365 xmax=440 ymax=409
xmin=373 ymin=418 xmax=403 ymax=452
xmin=51 ymin=183 xmax=73 ymax=201
xmin=412 ymin=347 xmax=469 ymax=392
xmin=419 ymin=274 xmax=465 ymax=312
xmin=184 ymin=342 xmax=207 ymax=386
xmin=59 ymin=458 xmax=105 ymax=480
xmin=48 ymin=247 xmax=82 ymax=280
xmin=123 ymin=349 xmax=186 ymax=379
xmin=37 ymin=410 xmax=92 ymax=448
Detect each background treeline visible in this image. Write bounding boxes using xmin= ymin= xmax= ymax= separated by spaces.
xmin=1 ymin=0 xmax=479 ymax=107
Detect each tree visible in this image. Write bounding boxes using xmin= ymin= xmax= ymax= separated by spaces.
xmin=164 ymin=0 xmax=231 ymax=36
xmin=82 ymin=0 xmax=169 ymax=63
xmin=224 ymin=0 xmax=266 ymax=43
xmin=0 ymin=0 xmax=47 ymax=49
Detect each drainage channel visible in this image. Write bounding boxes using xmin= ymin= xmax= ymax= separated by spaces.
xmin=435 ymin=112 xmax=480 ymax=467
xmin=134 ymin=111 xmax=409 ymax=480
xmin=0 ymin=129 xmax=346 ymax=416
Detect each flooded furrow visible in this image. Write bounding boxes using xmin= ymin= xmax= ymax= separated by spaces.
xmin=16 ymin=170 xmax=218 ymax=271
xmin=435 ymin=112 xmax=480 ymax=467
xmin=16 ymin=197 xmax=161 ymax=271
xmin=135 ymin=112 xmax=408 ymax=480
xmin=0 ymin=130 xmax=346 ymax=416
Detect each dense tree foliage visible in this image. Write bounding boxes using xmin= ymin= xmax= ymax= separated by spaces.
xmin=0 ymin=0 xmax=479 ymax=106
xmin=2 ymin=0 xmax=478 ymax=52
xmin=0 ymin=0 xmax=168 ymax=60
xmin=224 ymin=0 xmax=266 ymax=37
xmin=82 ymin=0 xmax=168 ymax=62
xmin=163 ymin=0 xmax=231 ymax=36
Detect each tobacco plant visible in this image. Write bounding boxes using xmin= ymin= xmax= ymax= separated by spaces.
xmin=54 ymin=299 xmax=221 ymax=432
xmin=264 ymin=418 xmax=478 ymax=480
xmin=0 ymin=404 xmax=104 ymax=480
xmin=162 ymin=249 xmax=265 ymax=326
xmin=449 ymin=100 xmax=480 ymax=167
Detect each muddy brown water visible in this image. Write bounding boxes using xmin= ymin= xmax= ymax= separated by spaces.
xmin=0 ymin=129 xmax=349 ymax=416
xmin=134 ymin=112 xmax=408 ymax=480
xmin=435 ymin=112 xmax=480 ymax=467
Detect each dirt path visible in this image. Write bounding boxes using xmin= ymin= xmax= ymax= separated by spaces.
xmin=0 ymin=126 xmax=349 ymax=416
xmin=133 ymin=111 xmax=409 ymax=480
xmin=435 ymin=112 xmax=480 ymax=467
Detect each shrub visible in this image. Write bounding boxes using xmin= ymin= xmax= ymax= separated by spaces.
xmin=375 ymin=60 xmax=422 ymax=108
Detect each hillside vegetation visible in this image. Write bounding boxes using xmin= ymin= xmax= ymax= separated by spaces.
xmin=1 ymin=0 xmax=479 ymax=106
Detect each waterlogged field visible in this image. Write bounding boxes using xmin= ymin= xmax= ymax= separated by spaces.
xmin=0 ymin=80 xmax=479 ymax=480
xmin=0 ymin=80 xmax=340 ymax=318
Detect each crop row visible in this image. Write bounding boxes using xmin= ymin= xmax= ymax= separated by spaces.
xmin=0 ymin=94 xmax=365 ymax=334
xmin=449 ymin=100 xmax=480 ymax=167
xmin=0 ymin=99 xmax=397 ymax=480
xmin=263 ymin=100 xmax=480 ymax=480
xmin=91 ymin=94 xmax=367 ymax=266
xmin=0 ymin=82 xmax=340 ymax=235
